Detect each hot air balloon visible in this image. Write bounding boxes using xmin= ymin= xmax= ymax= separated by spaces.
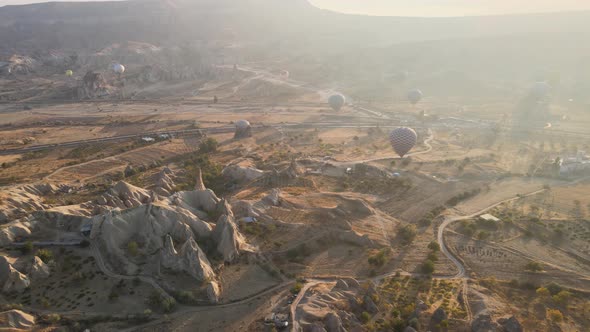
xmin=328 ymin=94 xmax=345 ymax=111
xmin=389 ymin=127 xmax=418 ymax=158
xmin=234 ymin=120 xmax=252 ymax=139
xmin=65 ymin=70 xmax=73 ymax=77
xmin=280 ymin=70 xmax=290 ymax=79
xmin=235 ymin=119 xmax=250 ymax=130
xmin=407 ymin=89 xmax=423 ymax=105
xmin=112 ymin=63 xmax=125 ymax=74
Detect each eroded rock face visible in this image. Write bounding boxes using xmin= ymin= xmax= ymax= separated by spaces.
xmin=78 ymin=71 xmax=112 ymax=99
xmin=160 ymin=235 xmax=215 ymax=281
xmin=153 ymin=167 xmax=176 ymax=196
xmin=1 ymin=262 xmax=30 ymax=293
xmin=212 ymin=215 xmax=245 ymax=263
xmin=222 ymin=159 xmax=264 ymax=183
xmin=96 ymin=181 xmax=154 ymax=209
xmin=263 ymin=189 xmax=281 ymax=206
xmin=90 ymin=203 xmax=213 ymax=273
xmin=206 ymin=281 xmax=221 ymax=304
xmin=0 ymin=310 xmax=35 ymax=330
xmin=0 ymin=221 xmax=33 ymax=246
xmin=29 ymin=256 xmax=50 ymax=279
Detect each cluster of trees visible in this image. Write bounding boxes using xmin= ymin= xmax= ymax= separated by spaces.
xmin=446 ymin=188 xmax=482 ymax=207
xmin=368 ymin=248 xmax=390 ymax=268
xmin=398 ymin=225 xmax=417 ymax=245
xmin=147 ymin=291 xmax=176 ymax=313
xmin=421 ymin=241 xmax=440 ymax=275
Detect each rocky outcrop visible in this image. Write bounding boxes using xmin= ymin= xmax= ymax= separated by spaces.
xmin=0 ymin=310 xmax=35 ymax=330
xmin=90 ymin=204 xmax=212 ymax=271
xmin=1 ymin=261 xmax=30 ymax=293
xmin=29 ymin=256 xmax=50 ymax=279
xmin=0 ymin=220 xmax=33 ymax=246
xmin=0 ymin=183 xmax=68 ymax=222
xmin=96 ymin=181 xmax=154 ymax=209
xmin=263 ymin=189 xmax=281 ymax=206
xmin=498 ymin=316 xmax=523 ymax=332
xmin=231 ymin=200 xmax=260 ymax=218
xmin=213 ymin=215 xmax=246 ymax=263
xmin=172 ymin=190 xmax=220 ymax=214
xmin=195 ymin=168 xmax=206 ymax=191
xmin=160 ymin=235 xmax=215 ymax=281
xmin=206 ymin=281 xmax=221 ymax=304
xmin=77 ymin=71 xmax=113 ymax=99
xmin=222 ymin=159 xmax=265 ymax=183
xmin=404 ymin=327 xmax=418 ymax=332
xmin=153 ymin=167 xmax=176 ymax=196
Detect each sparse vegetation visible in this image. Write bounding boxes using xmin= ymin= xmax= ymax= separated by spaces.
xmin=525 ymin=261 xmax=544 ymax=272
xmin=398 ymin=225 xmax=417 ymax=245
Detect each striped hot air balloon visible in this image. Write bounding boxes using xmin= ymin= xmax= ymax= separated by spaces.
xmin=389 ymin=127 xmax=418 ymax=158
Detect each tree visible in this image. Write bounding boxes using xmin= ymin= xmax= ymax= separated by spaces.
xmin=525 ymin=261 xmax=544 ymax=272
xmin=421 ymin=260 xmax=435 ymax=275
xmin=547 ymin=309 xmax=563 ymax=322
xmin=428 ymin=241 xmax=440 ymax=252
xmin=360 ymin=311 xmax=371 ymax=324
xmin=36 ymin=249 xmax=53 ymax=263
xmin=127 ymin=241 xmax=139 ymax=256
xmin=198 ymin=138 xmax=219 ymax=153
xmin=399 ymin=225 xmax=417 ymax=245
xmin=536 ymin=287 xmax=550 ymax=298
xmin=21 ymin=241 xmax=33 ymax=254
xmin=552 ymin=290 xmax=572 ymax=305
xmin=291 ymin=282 xmax=303 ymax=295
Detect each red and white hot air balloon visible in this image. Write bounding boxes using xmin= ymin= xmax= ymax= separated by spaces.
xmin=389 ymin=127 xmax=418 ymax=158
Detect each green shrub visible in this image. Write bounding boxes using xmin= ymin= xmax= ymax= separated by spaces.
xmin=421 ymin=260 xmax=435 ymax=275
xmin=37 ymin=249 xmax=53 ymax=263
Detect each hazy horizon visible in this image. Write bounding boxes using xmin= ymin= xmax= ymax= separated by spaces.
xmin=2 ymin=0 xmax=590 ymax=17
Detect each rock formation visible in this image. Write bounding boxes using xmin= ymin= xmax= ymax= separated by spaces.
xmin=153 ymin=167 xmax=176 ymax=196
xmin=77 ymin=71 xmax=112 ymax=99
xmin=212 ymin=214 xmax=246 ymax=263
xmin=206 ymin=281 xmax=221 ymax=304
xmin=195 ymin=167 xmax=206 ymax=191
xmin=0 ymin=257 xmax=30 ymax=293
xmin=28 ymin=256 xmax=50 ymax=279
xmin=0 ymin=310 xmax=36 ymax=330
xmin=160 ymin=235 xmax=215 ymax=281
xmin=96 ymin=181 xmax=154 ymax=209
xmin=222 ymin=159 xmax=265 ymax=183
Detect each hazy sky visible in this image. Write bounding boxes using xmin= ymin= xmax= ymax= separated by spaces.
xmin=1 ymin=0 xmax=590 ymax=17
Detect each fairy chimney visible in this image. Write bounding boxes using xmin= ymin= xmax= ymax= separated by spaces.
xmin=195 ymin=167 xmax=206 ymax=191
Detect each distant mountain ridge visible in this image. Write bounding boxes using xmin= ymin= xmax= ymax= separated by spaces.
xmin=1 ymin=0 xmax=590 ymax=55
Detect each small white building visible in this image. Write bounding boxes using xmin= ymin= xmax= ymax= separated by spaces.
xmin=141 ymin=137 xmax=155 ymax=143
xmin=479 ymin=214 xmax=500 ymax=222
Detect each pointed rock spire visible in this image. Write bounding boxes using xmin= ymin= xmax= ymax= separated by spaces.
xmin=195 ymin=167 xmax=206 ymax=191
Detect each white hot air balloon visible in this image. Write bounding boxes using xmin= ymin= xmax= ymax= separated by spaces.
xmin=112 ymin=63 xmax=125 ymax=74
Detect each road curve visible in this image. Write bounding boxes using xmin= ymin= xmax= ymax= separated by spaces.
xmin=437 ymin=188 xmax=547 ymax=278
